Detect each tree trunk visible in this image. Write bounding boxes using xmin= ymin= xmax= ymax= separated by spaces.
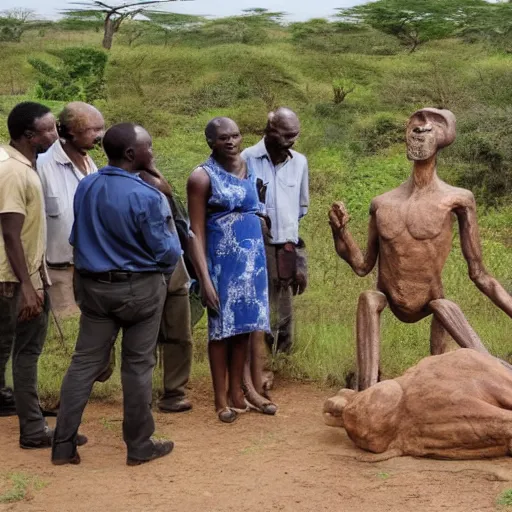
xmin=102 ymin=16 xmax=115 ymax=50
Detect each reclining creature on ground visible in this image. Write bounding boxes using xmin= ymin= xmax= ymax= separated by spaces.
xmin=329 ymin=107 xmax=512 ymax=391
xmin=323 ymin=349 xmax=512 ymax=460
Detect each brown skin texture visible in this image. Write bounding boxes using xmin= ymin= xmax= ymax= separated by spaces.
xmin=187 ymin=118 xmax=275 ymax=418
xmin=329 ymin=108 xmax=512 ymax=390
xmin=2 ymin=112 xmax=58 ymax=321
xmin=324 ymin=349 xmax=512 ymax=460
xmin=58 ymin=102 xmax=105 ymax=175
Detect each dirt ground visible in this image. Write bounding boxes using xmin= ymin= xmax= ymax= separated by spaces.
xmin=0 ymin=381 xmax=511 ymax=512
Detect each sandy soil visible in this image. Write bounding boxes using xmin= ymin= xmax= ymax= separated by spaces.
xmin=0 ymin=381 xmax=511 ymax=512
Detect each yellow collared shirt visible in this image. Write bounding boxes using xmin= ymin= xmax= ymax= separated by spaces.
xmin=0 ymin=144 xmax=47 ymax=289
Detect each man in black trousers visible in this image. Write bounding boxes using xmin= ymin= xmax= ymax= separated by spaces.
xmin=51 ymin=123 xmax=181 ymax=466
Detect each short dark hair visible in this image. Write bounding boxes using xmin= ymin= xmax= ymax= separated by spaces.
xmin=204 ymin=117 xmax=225 ymax=143
xmin=102 ymin=122 xmax=139 ymax=161
xmin=7 ymin=102 xmax=52 ymax=141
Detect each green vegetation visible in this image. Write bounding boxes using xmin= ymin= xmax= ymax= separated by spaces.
xmin=497 ymin=488 xmax=512 ymax=507
xmin=0 ymin=472 xmax=48 ymax=504
xmin=29 ymin=47 xmax=108 ymax=101
xmin=1 ymin=6 xmax=512 ymax=400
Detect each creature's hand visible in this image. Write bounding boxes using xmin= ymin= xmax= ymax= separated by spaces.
xmin=329 ymin=202 xmax=350 ymax=232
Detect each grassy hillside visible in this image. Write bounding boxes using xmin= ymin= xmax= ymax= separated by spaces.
xmin=1 ymin=24 xmax=511 ymax=400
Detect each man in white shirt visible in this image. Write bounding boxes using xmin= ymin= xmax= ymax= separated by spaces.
xmin=37 ymin=102 xmax=104 ymax=317
xmin=242 ymin=107 xmax=309 ymax=354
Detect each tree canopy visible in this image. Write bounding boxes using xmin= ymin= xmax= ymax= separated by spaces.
xmin=61 ymin=0 xmax=184 ymax=49
xmin=337 ymin=0 xmax=488 ymax=52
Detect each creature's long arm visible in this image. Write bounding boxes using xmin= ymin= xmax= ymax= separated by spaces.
xmin=456 ymin=194 xmax=512 ymax=317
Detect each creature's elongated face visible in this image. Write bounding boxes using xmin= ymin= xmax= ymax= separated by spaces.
xmin=406 ymin=108 xmax=456 ymax=162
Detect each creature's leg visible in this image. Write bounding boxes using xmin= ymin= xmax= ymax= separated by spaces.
xmin=357 ymin=290 xmax=388 ymax=391
xmin=429 ymin=299 xmax=489 ymax=354
xmin=430 ymin=299 xmax=512 ymax=372
xmin=429 ymin=316 xmax=450 ymax=355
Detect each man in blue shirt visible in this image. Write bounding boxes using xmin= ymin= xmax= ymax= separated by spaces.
xmin=51 ymin=123 xmax=181 ymax=467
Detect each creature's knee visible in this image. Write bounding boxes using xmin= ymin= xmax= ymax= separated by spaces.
xmin=429 ymin=298 xmax=461 ymax=316
xmin=358 ymin=290 xmax=387 ymax=312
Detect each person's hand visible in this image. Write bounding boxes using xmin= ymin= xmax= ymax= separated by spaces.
xmin=293 ymin=270 xmax=307 ymax=296
xmin=329 ymin=202 xmax=350 ymax=232
xmin=201 ymin=279 xmax=220 ymax=314
xmin=18 ymin=283 xmax=43 ymax=322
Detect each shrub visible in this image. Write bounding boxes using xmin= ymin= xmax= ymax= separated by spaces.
xmin=355 ymin=114 xmax=405 ymax=155
xmin=29 ymin=47 xmax=107 ymax=102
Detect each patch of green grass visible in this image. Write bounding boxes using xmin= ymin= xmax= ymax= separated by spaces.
xmin=99 ymin=417 xmax=122 ymax=433
xmin=376 ymin=472 xmax=390 ymax=480
xmin=0 ymin=473 xmax=48 ymax=504
xmin=497 ymin=489 xmax=512 ymax=507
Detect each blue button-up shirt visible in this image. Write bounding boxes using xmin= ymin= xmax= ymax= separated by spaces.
xmin=242 ymin=139 xmax=309 ymax=245
xmin=70 ymin=166 xmax=181 ymax=274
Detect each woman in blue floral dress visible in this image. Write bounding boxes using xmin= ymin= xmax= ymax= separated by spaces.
xmin=187 ymin=117 xmax=270 ymax=423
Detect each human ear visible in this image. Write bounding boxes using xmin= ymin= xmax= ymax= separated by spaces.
xmin=125 ymin=147 xmax=135 ymax=162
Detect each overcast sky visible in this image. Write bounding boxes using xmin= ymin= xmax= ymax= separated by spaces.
xmin=1 ymin=0 xmax=365 ymax=22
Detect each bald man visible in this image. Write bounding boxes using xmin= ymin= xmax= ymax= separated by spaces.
xmin=37 ymin=102 xmax=104 ymax=317
xmin=242 ymin=107 xmax=309 ymax=354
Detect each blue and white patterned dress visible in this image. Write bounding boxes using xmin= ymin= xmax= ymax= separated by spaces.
xmin=202 ymin=156 xmax=270 ymax=341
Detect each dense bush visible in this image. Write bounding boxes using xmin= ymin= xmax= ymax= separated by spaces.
xmin=29 ymin=47 xmax=107 ymax=101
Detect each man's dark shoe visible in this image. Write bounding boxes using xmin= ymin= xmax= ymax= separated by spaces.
xmin=20 ymin=426 xmax=88 ymax=450
xmin=52 ymin=452 xmax=81 ymax=466
xmin=158 ymin=397 xmax=192 ymax=413
xmin=0 ymin=387 xmax=17 ymax=417
xmin=126 ymin=439 xmax=174 ymax=466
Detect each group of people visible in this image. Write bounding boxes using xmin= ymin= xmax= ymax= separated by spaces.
xmin=0 ymin=101 xmax=309 ymax=466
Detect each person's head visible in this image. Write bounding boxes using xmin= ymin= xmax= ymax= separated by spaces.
xmin=406 ymin=108 xmax=456 ymax=162
xmin=102 ymin=123 xmax=153 ymax=172
xmin=7 ymin=102 xmax=58 ymax=154
xmin=264 ymin=107 xmax=300 ymax=152
xmin=58 ymin=102 xmax=105 ymax=152
xmin=205 ymin=117 xmax=241 ymax=158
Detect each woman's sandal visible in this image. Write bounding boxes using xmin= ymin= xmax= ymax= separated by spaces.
xmin=229 ymin=399 xmax=252 ymax=414
xmin=217 ymin=407 xmax=238 ymax=423
xmin=243 ymin=397 xmax=277 ymax=416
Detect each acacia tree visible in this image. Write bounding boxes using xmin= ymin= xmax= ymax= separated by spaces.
xmin=337 ymin=0 xmax=487 ymax=53
xmin=462 ymin=0 xmax=512 ymax=52
xmin=62 ymin=0 xmax=184 ymax=50
xmin=142 ymin=11 xmax=203 ymax=46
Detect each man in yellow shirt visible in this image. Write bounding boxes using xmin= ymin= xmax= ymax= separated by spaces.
xmin=0 ymin=102 xmax=86 ymax=449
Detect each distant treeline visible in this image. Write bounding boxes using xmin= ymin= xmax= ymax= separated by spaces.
xmin=1 ymin=1 xmax=512 ymax=52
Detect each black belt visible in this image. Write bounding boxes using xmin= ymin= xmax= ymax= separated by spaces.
xmin=48 ymin=262 xmax=73 ymax=269
xmin=78 ymin=270 xmax=169 ymax=283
